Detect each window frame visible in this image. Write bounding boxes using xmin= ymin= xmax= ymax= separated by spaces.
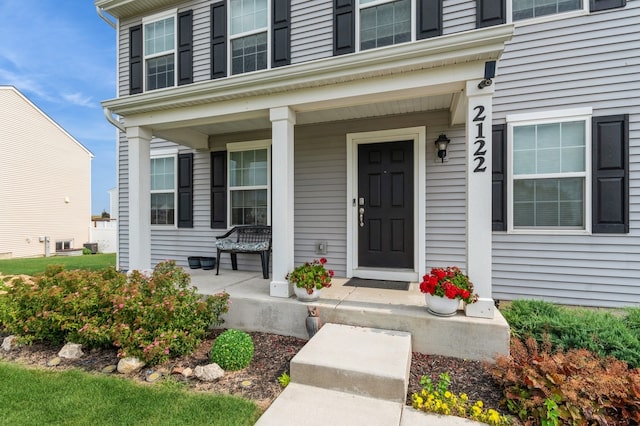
xmin=142 ymin=9 xmax=178 ymax=91
xmin=356 ymin=0 xmax=416 ymax=52
xmin=226 ymin=140 xmax=272 ymax=227
xmin=506 ymin=108 xmax=593 ymax=235
xmin=55 ymin=240 xmax=73 ymax=251
xmin=150 ymin=149 xmax=178 ymax=228
xmin=506 ymin=0 xmax=588 ymax=25
xmin=228 ymin=0 xmax=271 ymax=76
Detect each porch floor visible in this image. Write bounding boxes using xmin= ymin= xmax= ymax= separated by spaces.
xmin=188 ymin=268 xmax=510 ymax=361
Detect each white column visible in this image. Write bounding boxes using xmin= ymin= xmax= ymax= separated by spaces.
xmin=464 ymin=80 xmax=495 ymax=319
xmin=126 ymin=126 xmax=153 ymax=272
xmin=269 ymin=107 xmax=296 ymax=297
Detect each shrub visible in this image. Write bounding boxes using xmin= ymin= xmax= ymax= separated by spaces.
xmin=0 ymin=261 xmax=230 ymax=365
xmin=490 ymin=337 xmax=640 ymax=425
xmin=210 ymin=329 xmax=254 ymax=371
xmin=503 ymin=300 xmax=640 ymax=367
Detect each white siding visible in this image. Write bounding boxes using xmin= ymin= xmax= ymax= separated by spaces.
xmin=492 ymin=2 xmax=640 ymax=307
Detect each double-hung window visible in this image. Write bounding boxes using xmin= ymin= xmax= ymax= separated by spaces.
xmin=508 ymin=109 xmax=591 ymax=231
xmin=511 ymin=0 xmax=584 ymax=22
xmin=230 ymin=0 xmax=268 ymax=75
xmin=359 ymin=0 xmax=412 ymax=51
xmin=228 ymin=141 xmax=270 ymax=225
xmin=144 ymin=12 xmax=176 ymax=90
xmin=151 ymin=155 xmax=176 ymax=225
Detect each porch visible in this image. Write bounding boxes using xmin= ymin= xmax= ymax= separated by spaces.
xmin=188 ymin=268 xmax=510 ymax=361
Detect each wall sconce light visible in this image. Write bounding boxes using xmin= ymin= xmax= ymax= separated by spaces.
xmin=434 ymin=134 xmax=450 ymax=163
xmin=478 ymin=60 xmax=496 ymax=89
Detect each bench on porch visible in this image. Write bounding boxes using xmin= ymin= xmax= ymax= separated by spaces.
xmin=214 ymin=225 xmax=271 ymax=279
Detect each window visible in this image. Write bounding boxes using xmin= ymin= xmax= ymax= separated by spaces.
xmin=230 ymin=0 xmax=268 ymax=75
xmin=228 ymin=141 xmax=270 ymax=225
xmin=359 ymin=0 xmax=411 ymax=51
xmin=151 ymin=156 xmax=176 ymax=225
xmin=508 ymin=109 xmax=591 ymax=231
xmin=144 ymin=13 xmax=176 ymax=90
xmin=56 ymin=240 xmax=72 ymax=251
xmin=511 ymin=0 xmax=583 ymax=21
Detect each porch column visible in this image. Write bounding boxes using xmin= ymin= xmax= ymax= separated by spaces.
xmin=464 ymin=80 xmax=495 ymax=319
xmin=269 ymin=107 xmax=296 ymax=297
xmin=126 ymin=126 xmax=152 ymax=272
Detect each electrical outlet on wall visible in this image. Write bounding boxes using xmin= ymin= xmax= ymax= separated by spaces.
xmin=315 ymin=241 xmax=328 ymax=255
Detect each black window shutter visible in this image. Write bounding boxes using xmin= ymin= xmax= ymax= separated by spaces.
xmin=211 ymin=151 xmax=227 ymax=229
xmin=129 ymin=24 xmax=143 ymax=94
xmin=272 ymin=0 xmax=291 ymax=67
xmin=590 ymin=0 xmax=625 ymax=12
xmin=492 ymin=124 xmax=507 ymax=231
xmin=211 ymin=1 xmax=227 ymax=79
xmin=417 ymin=0 xmax=442 ymax=39
xmin=477 ymin=0 xmax=506 ymax=28
xmin=177 ymin=153 xmax=194 ymax=228
xmin=178 ymin=10 xmax=193 ymax=86
xmin=334 ymin=0 xmax=355 ymax=56
xmin=592 ymin=115 xmax=629 ymax=234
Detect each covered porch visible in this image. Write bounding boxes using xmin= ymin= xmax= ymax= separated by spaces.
xmin=188 ymin=269 xmax=510 ymax=361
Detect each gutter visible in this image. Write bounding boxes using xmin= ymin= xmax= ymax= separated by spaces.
xmin=96 ymin=6 xmax=117 ymax=29
xmin=104 ymin=107 xmax=125 ymax=132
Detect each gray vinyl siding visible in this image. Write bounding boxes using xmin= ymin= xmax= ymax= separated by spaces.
xmin=117 ymin=133 xmax=129 ymax=270
xmin=443 ymin=0 xmax=476 ymax=35
xmin=291 ymin=0 xmax=333 ymax=64
xmin=187 ymin=1 xmax=213 ymax=83
xmin=491 ymin=2 xmax=640 ymax=307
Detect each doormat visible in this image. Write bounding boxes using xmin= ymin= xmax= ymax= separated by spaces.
xmin=344 ymin=278 xmax=410 ymax=291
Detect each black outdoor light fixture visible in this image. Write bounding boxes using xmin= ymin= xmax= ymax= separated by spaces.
xmin=435 ymin=134 xmax=450 ymax=163
xmin=478 ymin=60 xmax=497 ymax=89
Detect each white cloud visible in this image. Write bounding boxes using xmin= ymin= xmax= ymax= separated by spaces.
xmin=62 ymin=92 xmax=95 ymax=108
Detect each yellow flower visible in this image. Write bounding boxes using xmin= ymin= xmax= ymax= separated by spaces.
xmin=460 ymin=393 xmax=469 ymax=401
xmin=475 ymin=400 xmax=484 ymax=408
xmin=444 ymin=391 xmax=452 ymax=399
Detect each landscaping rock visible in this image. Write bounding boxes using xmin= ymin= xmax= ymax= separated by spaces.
xmin=101 ymin=365 xmax=117 ymax=374
xmin=58 ymin=343 xmax=84 ymax=359
xmin=1 ymin=335 xmax=16 ymax=352
xmin=117 ymin=357 xmax=145 ymax=374
xmin=47 ymin=357 xmax=61 ymax=367
xmin=181 ymin=367 xmax=193 ymax=378
xmin=194 ymin=364 xmax=224 ymax=382
xmin=146 ymin=371 xmax=162 ymax=383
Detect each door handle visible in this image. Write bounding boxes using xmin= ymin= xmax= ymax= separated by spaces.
xmin=359 ymin=207 xmax=365 ymax=227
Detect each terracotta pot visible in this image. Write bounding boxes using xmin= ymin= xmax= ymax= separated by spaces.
xmin=294 ymin=286 xmax=322 ymax=302
xmin=425 ymin=293 xmax=460 ymax=316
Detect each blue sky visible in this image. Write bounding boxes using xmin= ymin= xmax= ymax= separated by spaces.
xmin=0 ymin=1 xmax=117 ymax=215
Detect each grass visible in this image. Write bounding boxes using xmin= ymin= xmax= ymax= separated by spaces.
xmin=0 ymin=253 xmax=116 ymax=276
xmin=0 ymin=362 xmax=260 ymax=426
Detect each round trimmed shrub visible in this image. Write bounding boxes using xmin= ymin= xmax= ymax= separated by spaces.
xmin=210 ymin=329 xmax=254 ymax=371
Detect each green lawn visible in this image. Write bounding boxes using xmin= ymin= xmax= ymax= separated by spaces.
xmin=0 ymin=362 xmax=260 ymax=426
xmin=0 ymin=253 xmax=116 ymax=276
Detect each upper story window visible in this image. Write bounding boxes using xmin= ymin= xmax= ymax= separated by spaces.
xmin=230 ymin=0 xmax=268 ymax=75
xmin=508 ymin=109 xmax=591 ymax=231
xmin=511 ymin=0 xmax=583 ymax=22
xmin=151 ymin=155 xmax=176 ymax=225
xmin=143 ymin=12 xmax=176 ymax=90
xmin=359 ymin=0 xmax=411 ymax=51
xmin=228 ymin=141 xmax=271 ymax=225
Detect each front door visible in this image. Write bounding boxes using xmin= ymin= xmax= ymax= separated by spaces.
xmin=357 ymin=141 xmax=414 ymax=269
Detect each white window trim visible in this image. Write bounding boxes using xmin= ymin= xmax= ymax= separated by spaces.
xmin=507 ymin=108 xmax=592 ymax=235
xmin=506 ymin=0 xmax=588 ymax=26
xmin=355 ymin=0 xmax=416 ymax=53
xmin=142 ymin=9 xmax=178 ymax=91
xmin=228 ymin=1 xmax=271 ymax=76
xmin=150 ymin=149 xmax=178 ymax=228
xmin=226 ymin=139 xmax=272 ymax=227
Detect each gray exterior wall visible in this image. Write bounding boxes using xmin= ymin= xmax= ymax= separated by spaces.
xmin=491 ymin=2 xmax=640 ymax=307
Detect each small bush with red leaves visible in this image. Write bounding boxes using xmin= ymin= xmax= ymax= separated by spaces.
xmin=489 ymin=337 xmax=640 ymax=425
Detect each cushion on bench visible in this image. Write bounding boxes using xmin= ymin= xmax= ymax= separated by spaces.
xmin=215 ymin=239 xmax=270 ymax=252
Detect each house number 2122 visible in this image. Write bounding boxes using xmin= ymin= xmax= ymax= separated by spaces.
xmin=472 ymin=105 xmax=487 ymax=173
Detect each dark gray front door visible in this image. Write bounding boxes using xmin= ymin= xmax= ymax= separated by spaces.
xmin=357 ymin=141 xmax=414 ymax=269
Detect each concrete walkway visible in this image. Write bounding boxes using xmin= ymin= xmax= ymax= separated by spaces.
xmin=255 ymin=323 xmax=485 ymax=426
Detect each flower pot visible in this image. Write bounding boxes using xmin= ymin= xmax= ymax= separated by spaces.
xmin=294 ymin=286 xmax=322 ymax=302
xmin=425 ymin=293 xmax=460 ymax=317
xmin=187 ymin=256 xmax=202 ymax=269
xmin=200 ymin=257 xmax=216 ymax=270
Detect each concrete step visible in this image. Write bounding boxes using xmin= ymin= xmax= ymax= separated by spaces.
xmin=290 ymin=323 xmax=412 ymax=402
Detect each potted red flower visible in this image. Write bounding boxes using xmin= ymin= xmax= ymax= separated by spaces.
xmin=420 ymin=266 xmax=478 ymax=316
xmin=286 ymin=258 xmax=334 ymax=302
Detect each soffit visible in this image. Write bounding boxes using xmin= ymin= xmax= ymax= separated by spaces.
xmin=95 ymin=0 xmax=178 ymax=19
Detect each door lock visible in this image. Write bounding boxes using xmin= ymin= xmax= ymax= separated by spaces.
xmin=359 ymin=207 xmax=365 ymax=227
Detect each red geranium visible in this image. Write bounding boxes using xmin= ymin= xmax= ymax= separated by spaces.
xmin=286 ymin=258 xmax=334 ymax=294
xmin=419 ymin=266 xmax=478 ymax=304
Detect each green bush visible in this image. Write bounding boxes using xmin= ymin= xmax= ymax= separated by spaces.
xmin=210 ymin=329 xmax=254 ymax=371
xmin=503 ymin=300 xmax=640 ymax=367
xmin=0 ymin=261 xmax=230 ymax=365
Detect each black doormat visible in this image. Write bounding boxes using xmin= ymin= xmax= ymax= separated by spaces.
xmin=344 ymin=278 xmax=410 ymax=291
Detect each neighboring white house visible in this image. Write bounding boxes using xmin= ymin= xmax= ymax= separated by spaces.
xmin=0 ymin=86 xmax=93 ymax=258
xmin=95 ymin=0 xmax=638 ymax=309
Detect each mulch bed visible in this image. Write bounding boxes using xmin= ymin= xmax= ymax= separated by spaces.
xmin=0 ymin=329 xmax=508 ymax=415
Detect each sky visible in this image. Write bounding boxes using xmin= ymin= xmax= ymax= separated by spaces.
xmin=0 ymin=1 xmax=117 ymax=215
